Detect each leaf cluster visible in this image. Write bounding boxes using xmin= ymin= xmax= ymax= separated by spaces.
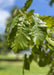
xmin=6 ymin=0 xmax=54 ymax=72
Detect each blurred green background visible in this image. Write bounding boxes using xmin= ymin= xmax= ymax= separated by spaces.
xmin=0 ymin=54 xmax=50 ymax=75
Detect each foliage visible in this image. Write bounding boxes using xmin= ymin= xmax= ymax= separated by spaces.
xmin=6 ymin=0 xmax=54 ymax=75
xmin=39 ymin=15 xmax=54 ymax=75
xmin=6 ymin=12 xmax=47 ymax=53
xmin=39 ymin=15 xmax=54 ymax=28
xmin=39 ymin=15 xmax=54 ymax=46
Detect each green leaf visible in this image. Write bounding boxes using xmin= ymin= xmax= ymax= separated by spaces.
xmin=39 ymin=15 xmax=54 ymax=28
xmin=8 ymin=25 xmax=17 ymax=47
xmin=8 ymin=16 xmax=18 ymax=34
xmin=24 ymin=0 xmax=33 ymax=11
xmin=46 ymin=36 xmax=54 ymax=46
xmin=31 ymin=15 xmax=47 ymax=45
xmin=26 ymin=10 xmax=34 ymax=17
xmin=10 ymin=22 xmax=31 ymax=53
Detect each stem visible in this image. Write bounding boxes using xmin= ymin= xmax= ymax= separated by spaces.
xmin=22 ymin=54 xmax=25 ymax=75
xmin=23 ymin=62 xmax=24 ymax=75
